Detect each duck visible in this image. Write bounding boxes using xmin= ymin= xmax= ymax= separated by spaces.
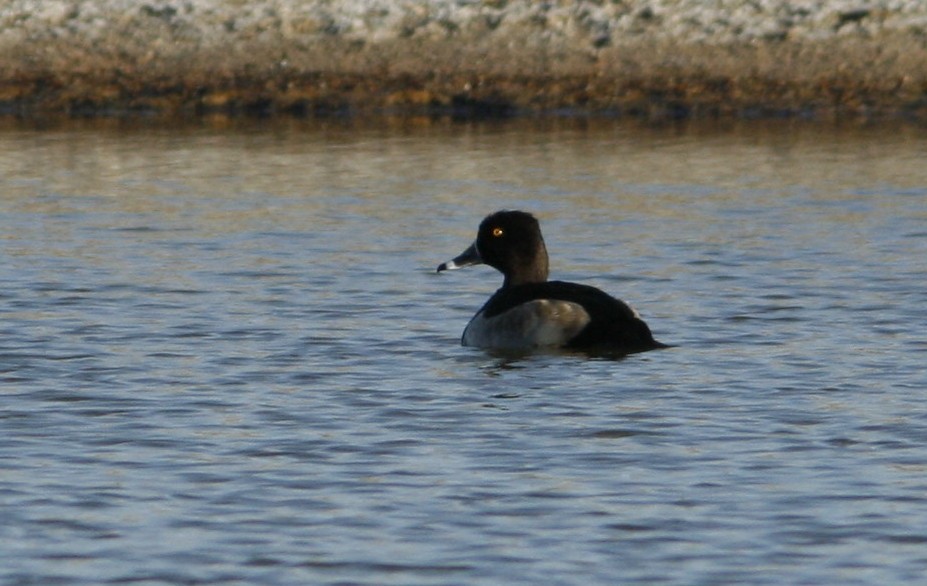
xmin=436 ymin=210 xmax=668 ymax=354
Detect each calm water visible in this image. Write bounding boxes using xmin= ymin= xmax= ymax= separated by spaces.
xmin=1 ymin=118 xmax=926 ymax=585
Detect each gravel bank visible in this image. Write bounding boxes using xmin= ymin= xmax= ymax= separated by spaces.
xmin=2 ymin=0 xmax=927 ymax=118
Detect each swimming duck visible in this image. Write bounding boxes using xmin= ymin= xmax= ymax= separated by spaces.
xmin=437 ymin=210 xmax=667 ymax=354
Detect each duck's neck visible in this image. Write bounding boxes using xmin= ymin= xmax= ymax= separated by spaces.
xmin=503 ymin=245 xmax=549 ymax=288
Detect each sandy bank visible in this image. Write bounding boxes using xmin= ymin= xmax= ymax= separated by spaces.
xmin=2 ymin=0 xmax=927 ymax=119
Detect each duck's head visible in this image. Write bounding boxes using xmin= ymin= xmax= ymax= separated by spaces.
xmin=437 ymin=210 xmax=549 ymax=287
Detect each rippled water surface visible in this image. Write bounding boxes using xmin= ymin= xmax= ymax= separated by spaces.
xmin=2 ymin=118 xmax=926 ymax=585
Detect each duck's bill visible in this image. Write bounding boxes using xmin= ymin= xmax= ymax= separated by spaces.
xmin=437 ymin=241 xmax=482 ymax=273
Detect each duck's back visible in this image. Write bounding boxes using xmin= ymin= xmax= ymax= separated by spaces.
xmin=472 ymin=280 xmax=665 ymax=353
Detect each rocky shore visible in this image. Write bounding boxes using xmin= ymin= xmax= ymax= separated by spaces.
xmin=2 ymin=0 xmax=927 ymax=119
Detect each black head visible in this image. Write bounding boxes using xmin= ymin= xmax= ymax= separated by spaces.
xmin=438 ymin=210 xmax=549 ymax=287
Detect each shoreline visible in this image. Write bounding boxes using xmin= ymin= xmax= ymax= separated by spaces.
xmin=2 ymin=1 xmax=926 ymax=120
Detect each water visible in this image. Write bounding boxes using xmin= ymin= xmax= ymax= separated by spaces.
xmin=1 ymin=118 xmax=926 ymax=585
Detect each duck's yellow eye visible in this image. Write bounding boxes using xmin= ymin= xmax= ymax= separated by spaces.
xmin=492 ymin=227 xmax=504 ymax=237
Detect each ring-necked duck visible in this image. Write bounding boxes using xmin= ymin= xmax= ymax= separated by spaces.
xmin=437 ymin=210 xmax=668 ymax=354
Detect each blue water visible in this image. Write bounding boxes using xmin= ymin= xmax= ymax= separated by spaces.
xmin=1 ymin=119 xmax=926 ymax=585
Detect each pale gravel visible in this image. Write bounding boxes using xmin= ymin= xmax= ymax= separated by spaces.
xmin=3 ymin=0 xmax=926 ymax=68
xmin=4 ymin=0 xmax=927 ymax=42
